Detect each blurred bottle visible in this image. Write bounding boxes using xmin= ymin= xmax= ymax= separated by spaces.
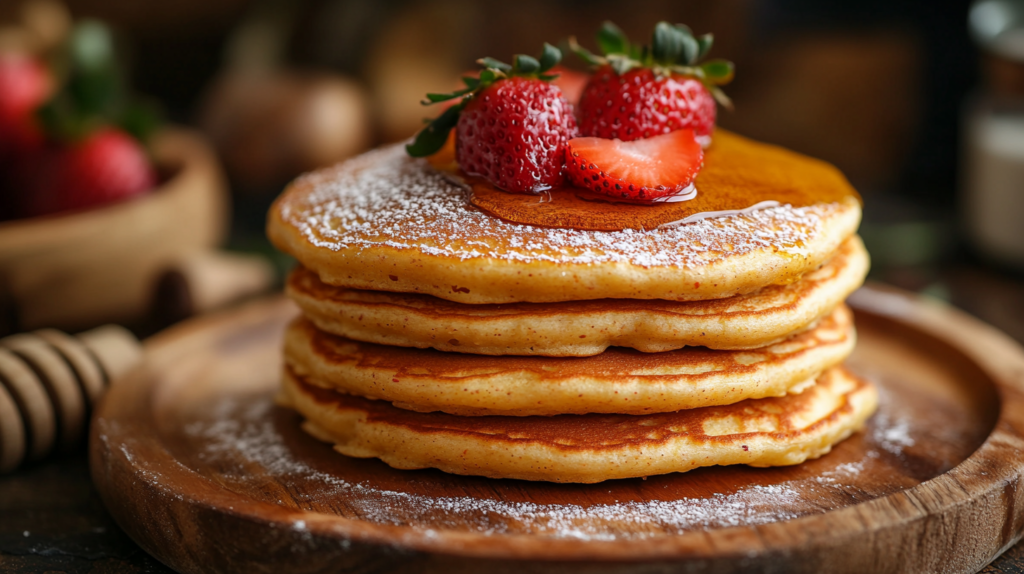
xmin=964 ymin=0 xmax=1024 ymax=269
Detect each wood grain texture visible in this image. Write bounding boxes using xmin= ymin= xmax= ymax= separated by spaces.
xmin=0 ymin=326 xmax=142 ymax=474
xmin=89 ymin=285 xmax=1024 ymax=573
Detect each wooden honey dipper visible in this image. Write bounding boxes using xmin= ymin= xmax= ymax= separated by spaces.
xmin=0 ymin=325 xmax=142 ymax=473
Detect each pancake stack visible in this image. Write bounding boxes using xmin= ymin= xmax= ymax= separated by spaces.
xmin=268 ymin=131 xmax=877 ymax=483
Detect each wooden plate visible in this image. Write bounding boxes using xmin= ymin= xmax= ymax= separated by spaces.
xmin=90 ymin=285 xmax=1024 ymax=574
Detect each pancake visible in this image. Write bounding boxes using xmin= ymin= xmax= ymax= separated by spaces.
xmin=288 ymin=235 xmax=868 ymax=356
xmin=284 ymin=304 xmax=855 ymax=416
xmin=267 ymin=140 xmax=862 ymax=304
xmin=279 ymin=366 xmax=878 ymax=483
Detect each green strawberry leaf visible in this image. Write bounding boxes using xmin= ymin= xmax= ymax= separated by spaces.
xmin=406 ymin=103 xmax=461 ymax=157
xmin=479 ymin=68 xmax=497 ymax=83
xmin=701 ymin=59 xmax=734 ymax=84
xmin=514 ymin=54 xmax=540 ymax=74
xmin=568 ymin=37 xmax=604 ymax=66
xmin=597 ymin=21 xmax=629 ymax=56
xmin=677 ymin=26 xmax=699 ymax=65
xmin=696 ymin=33 xmax=714 ymax=60
xmin=538 ymin=43 xmax=561 ymax=72
xmin=652 ymin=22 xmax=683 ymax=64
xmin=477 ymin=57 xmax=512 ymax=73
xmin=637 ymin=44 xmax=649 ymax=65
xmin=422 ymin=87 xmax=473 ymax=105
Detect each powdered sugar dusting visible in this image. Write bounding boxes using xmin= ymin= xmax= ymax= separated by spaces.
xmin=280 ymin=145 xmax=844 ymax=268
xmin=178 ymin=397 xmax=876 ymax=540
xmin=814 ymin=461 xmax=866 ymax=484
xmin=873 ymin=412 xmax=916 ymax=455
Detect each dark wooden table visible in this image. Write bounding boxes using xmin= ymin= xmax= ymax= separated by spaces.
xmin=3 ymin=263 xmax=1024 ymax=573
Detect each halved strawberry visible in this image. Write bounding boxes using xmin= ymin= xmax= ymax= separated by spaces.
xmin=565 ymin=129 xmax=703 ymax=201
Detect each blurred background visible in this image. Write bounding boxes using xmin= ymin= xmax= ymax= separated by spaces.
xmin=2 ymin=1 xmax=1024 ymax=570
xmin=0 ymin=0 xmax=1023 ymax=341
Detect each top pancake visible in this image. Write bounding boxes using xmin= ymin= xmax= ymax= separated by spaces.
xmin=268 ymin=138 xmax=862 ymax=304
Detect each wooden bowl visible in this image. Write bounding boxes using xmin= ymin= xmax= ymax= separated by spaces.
xmin=0 ymin=128 xmax=229 ymax=332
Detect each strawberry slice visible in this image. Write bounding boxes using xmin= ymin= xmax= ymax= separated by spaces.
xmin=564 ymin=129 xmax=704 ymax=201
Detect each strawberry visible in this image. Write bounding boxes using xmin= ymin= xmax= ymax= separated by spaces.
xmin=580 ymin=66 xmax=717 ymax=143
xmin=22 ymin=127 xmax=156 ymax=217
xmin=456 ymin=77 xmax=576 ymax=192
xmin=407 ymin=43 xmax=578 ymax=193
xmin=0 ymin=54 xmax=50 ymax=159
xmin=565 ymin=129 xmax=703 ymax=201
xmin=4 ymin=21 xmax=162 ymax=220
xmin=571 ymin=22 xmax=734 ymax=144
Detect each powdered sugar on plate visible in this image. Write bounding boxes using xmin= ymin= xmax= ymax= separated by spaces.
xmin=278 ymin=145 xmax=848 ymax=268
xmin=178 ymin=395 xmax=887 ymax=541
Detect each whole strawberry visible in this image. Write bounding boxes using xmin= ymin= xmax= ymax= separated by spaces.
xmin=0 ymin=54 xmax=50 ymax=159
xmin=572 ymin=22 xmax=734 ymax=144
xmin=407 ymin=44 xmax=578 ymax=193
xmin=23 ymin=128 xmax=156 ymax=217
xmin=456 ymin=77 xmax=576 ymax=192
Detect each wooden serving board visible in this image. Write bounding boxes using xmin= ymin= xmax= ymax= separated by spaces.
xmin=90 ymin=285 xmax=1024 ymax=574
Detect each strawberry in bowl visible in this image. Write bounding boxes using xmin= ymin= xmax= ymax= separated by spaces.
xmin=21 ymin=127 xmax=156 ymax=217
xmin=1 ymin=20 xmax=160 ymax=220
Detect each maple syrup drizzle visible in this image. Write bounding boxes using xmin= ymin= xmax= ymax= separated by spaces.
xmin=432 ymin=130 xmax=860 ymax=232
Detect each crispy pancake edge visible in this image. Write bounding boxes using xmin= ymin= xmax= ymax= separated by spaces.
xmin=278 ymin=367 xmax=879 ymax=483
xmin=288 ymin=236 xmax=868 ymax=356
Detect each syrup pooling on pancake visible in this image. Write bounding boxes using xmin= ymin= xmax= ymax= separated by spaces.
xmin=280 ymin=367 xmax=879 ymax=483
xmin=284 ymin=305 xmax=855 ymax=416
xmin=466 ymin=131 xmax=860 ymax=232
